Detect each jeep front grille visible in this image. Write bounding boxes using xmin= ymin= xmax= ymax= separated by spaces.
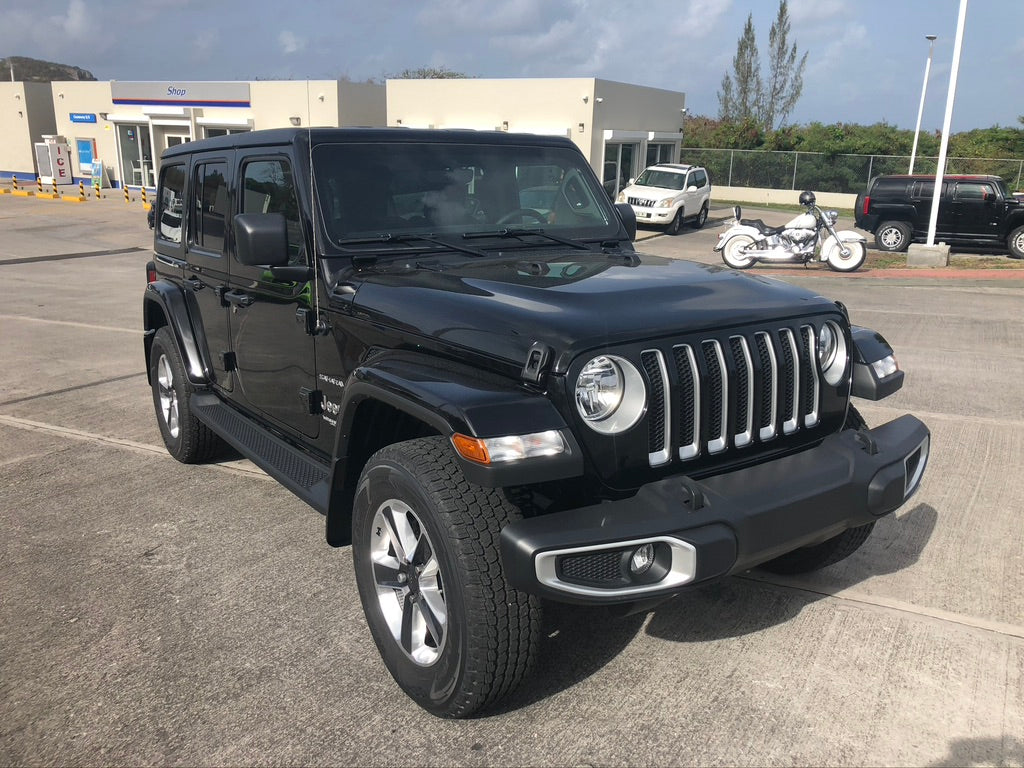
xmin=628 ymin=196 xmax=657 ymax=208
xmin=642 ymin=325 xmax=822 ymax=467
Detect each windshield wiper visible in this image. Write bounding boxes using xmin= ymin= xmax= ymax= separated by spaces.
xmin=463 ymin=227 xmax=592 ymax=251
xmin=338 ymin=232 xmax=487 ymax=262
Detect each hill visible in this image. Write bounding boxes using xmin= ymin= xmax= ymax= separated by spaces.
xmin=1 ymin=55 xmax=96 ymax=82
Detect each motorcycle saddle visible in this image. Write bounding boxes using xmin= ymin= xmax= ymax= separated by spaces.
xmin=740 ymin=218 xmax=786 ymax=236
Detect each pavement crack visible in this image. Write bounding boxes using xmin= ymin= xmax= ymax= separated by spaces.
xmin=0 ymin=372 xmax=145 ymax=407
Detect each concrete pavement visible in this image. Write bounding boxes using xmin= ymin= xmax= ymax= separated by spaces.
xmin=1 ymin=193 xmax=1022 ymax=766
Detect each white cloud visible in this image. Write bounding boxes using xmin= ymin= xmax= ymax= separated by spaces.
xmin=279 ymin=30 xmax=305 ymax=56
xmin=790 ymin=0 xmax=849 ymax=24
xmin=670 ymin=0 xmax=732 ymax=39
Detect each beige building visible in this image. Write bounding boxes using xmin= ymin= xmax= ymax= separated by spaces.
xmin=3 ymin=77 xmax=685 ymax=197
xmin=387 ymin=77 xmax=687 ymax=198
xmin=45 ymin=80 xmax=385 ymax=188
xmin=0 ymin=82 xmax=58 ymax=181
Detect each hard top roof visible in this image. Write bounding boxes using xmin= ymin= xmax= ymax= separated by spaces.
xmin=874 ymin=173 xmax=1004 ymax=182
xmin=161 ymin=126 xmax=579 ymax=160
xmin=646 ymin=163 xmax=693 ymax=173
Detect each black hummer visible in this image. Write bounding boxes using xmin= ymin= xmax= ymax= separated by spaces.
xmin=855 ymin=173 xmax=1024 ymax=257
xmin=144 ymin=128 xmax=930 ymax=717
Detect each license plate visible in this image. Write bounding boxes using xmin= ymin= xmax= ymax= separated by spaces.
xmin=638 ymin=212 xmax=650 ymax=219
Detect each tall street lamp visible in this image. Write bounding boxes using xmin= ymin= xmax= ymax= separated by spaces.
xmin=909 ymin=34 xmax=937 ymax=174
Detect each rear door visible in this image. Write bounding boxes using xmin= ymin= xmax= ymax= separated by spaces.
xmin=225 ymin=151 xmax=319 ymax=439
xmin=184 ymin=153 xmax=235 ymax=392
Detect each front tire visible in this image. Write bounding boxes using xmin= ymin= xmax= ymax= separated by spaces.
xmin=721 ymin=234 xmax=756 ymax=269
xmin=665 ymin=208 xmax=684 ymax=235
xmin=875 ymin=221 xmax=911 ymax=252
xmin=352 ymin=437 xmax=540 ymax=718
xmin=149 ymin=327 xmax=223 ymax=463
xmin=824 ymin=238 xmax=866 ymax=272
xmin=760 ymin=405 xmax=874 ymax=574
xmin=1008 ymin=226 xmax=1024 ymax=259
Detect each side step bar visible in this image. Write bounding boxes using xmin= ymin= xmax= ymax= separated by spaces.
xmin=191 ymin=392 xmax=330 ymax=514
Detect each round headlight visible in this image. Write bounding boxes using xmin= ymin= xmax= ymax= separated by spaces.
xmin=575 ymin=356 xmax=623 ymax=421
xmin=574 ymin=355 xmax=647 ymax=434
xmin=817 ymin=321 xmax=848 ymax=386
xmin=817 ymin=322 xmax=838 ymax=370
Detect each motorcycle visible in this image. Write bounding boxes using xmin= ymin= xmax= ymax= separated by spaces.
xmin=714 ymin=191 xmax=867 ymax=272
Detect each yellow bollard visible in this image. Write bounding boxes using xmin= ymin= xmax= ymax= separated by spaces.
xmin=124 ymin=186 xmax=130 ymax=204
xmin=141 ymin=186 xmax=148 ymax=206
xmin=79 ymin=181 xmax=85 ymax=198
xmin=37 ymin=177 xmax=42 ymax=194
xmin=94 ymin=181 xmax=101 ymax=198
xmin=52 ymin=178 xmax=57 ymax=197
xmin=12 ymin=175 xmax=18 ymax=191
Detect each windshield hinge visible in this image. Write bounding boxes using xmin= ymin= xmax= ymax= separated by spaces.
xmin=521 ymin=342 xmax=552 ymax=384
xmin=299 ymin=387 xmax=323 ymax=415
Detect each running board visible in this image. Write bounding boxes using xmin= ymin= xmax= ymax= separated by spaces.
xmin=191 ymin=392 xmax=330 ymax=514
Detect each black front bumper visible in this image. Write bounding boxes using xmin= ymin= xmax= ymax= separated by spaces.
xmin=500 ymin=415 xmax=930 ymax=604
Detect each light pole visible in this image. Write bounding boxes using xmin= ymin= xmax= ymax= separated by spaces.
xmin=909 ymin=34 xmax=937 ymax=175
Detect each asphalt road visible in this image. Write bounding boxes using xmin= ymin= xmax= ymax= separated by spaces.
xmin=1 ymin=194 xmax=1022 ymax=766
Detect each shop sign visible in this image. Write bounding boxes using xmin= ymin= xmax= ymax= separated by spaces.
xmin=111 ymin=81 xmax=251 ymax=108
xmin=70 ymin=113 xmax=97 ymax=123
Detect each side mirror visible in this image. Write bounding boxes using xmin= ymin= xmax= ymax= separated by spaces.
xmin=627 ymin=178 xmax=635 ymax=186
xmin=614 ymin=202 xmax=637 ymax=241
xmin=733 ymin=205 xmax=742 ymax=221
xmin=687 ymin=185 xmax=698 ymax=192
xmin=233 ymin=212 xmax=289 ymax=267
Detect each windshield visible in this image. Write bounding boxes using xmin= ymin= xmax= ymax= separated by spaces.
xmin=312 ymin=141 xmax=617 ymax=248
xmin=633 ymin=169 xmax=687 ymax=190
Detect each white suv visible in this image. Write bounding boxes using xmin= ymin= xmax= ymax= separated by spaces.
xmin=617 ymin=164 xmax=711 ymax=235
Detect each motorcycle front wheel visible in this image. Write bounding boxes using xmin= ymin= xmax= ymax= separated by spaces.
xmin=721 ymin=234 xmax=756 ymax=269
xmin=823 ymin=239 xmax=866 ymax=272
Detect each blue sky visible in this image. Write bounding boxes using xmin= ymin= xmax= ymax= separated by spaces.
xmin=3 ymin=0 xmax=1020 ymax=132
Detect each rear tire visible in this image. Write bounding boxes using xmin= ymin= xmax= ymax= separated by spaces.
xmin=760 ymin=405 xmax=874 ymax=574
xmin=875 ymin=221 xmax=911 ymax=252
xmin=692 ymin=202 xmax=709 ymax=229
xmin=721 ymin=234 xmax=756 ymax=269
xmin=149 ymin=327 xmax=223 ymax=463
xmin=352 ymin=437 xmax=540 ymax=718
xmin=1008 ymin=226 xmax=1024 ymax=259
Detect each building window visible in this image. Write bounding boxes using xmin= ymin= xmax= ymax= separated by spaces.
xmin=603 ymin=143 xmax=637 ymax=200
xmin=204 ymin=127 xmax=251 ymax=139
xmin=646 ymin=143 xmax=673 ymax=166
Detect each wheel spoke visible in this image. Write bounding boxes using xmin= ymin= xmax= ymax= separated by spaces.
xmin=381 ymin=505 xmax=415 ymax=562
xmin=400 ymin=594 xmax=416 ymax=654
xmin=416 ymin=595 xmax=445 ymax=647
xmin=410 ymin=531 xmax=432 ymax=568
xmin=372 ymin=559 xmax=405 ymax=590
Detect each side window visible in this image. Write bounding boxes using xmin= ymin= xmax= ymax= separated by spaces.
xmin=954 ymin=182 xmax=992 ymax=201
xmin=241 ymin=159 xmax=305 ymax=266
xmin=156 ymin=164 xmax=185 ymax=244
xmin=911 ymin=181 xmax=935 ymax=199
xmin=192 ymin=162 xmax=229 ymax=254
xmin=692 ymin=170 xmax=707 ymax=188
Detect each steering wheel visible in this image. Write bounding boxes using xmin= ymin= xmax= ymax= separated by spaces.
xmin=495 ymin=208 xmax=547 ymax=227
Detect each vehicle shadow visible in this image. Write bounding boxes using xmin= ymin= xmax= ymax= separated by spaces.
xmin=927 ymin=736 xmax=1024 ymax=767
xmin=495 ymin=503 xmax=937 ymax=713
xmin=646 ymin=502 xmax=938 ymax=644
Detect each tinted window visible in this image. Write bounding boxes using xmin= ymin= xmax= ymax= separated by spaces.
xmin=910 ymin=181 xmax=935 ymax=199
xmin=692 ymin=170 xmax=708 ymax=188
xmin=193 ymin=162 xmax=229 ymax=253
xmin=241 ymin=159 xmax=305 ymax=265
xmin=954 ymin=182 xmax=993 ymax=201
xmin=156 ymin=164 xmax=185 ymax=244
xmin=872 ymin=178 xmax=908 ymax=197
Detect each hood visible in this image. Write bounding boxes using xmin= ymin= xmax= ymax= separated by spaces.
xmin=348 ymin=250 xmax=838 ymax=373
xmin=621 ymin=183 xmax=680 ymax=200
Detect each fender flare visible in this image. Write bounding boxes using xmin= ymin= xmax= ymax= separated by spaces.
xmin=713 ymin=226 xmax=762 ymax=251
xmin=324 ymin=351 xmax=584 ymax=545
xmin=143 ymin=280 xmax=213 ymax=385
xmin=850 ymin=325 xmax=904 ymax=400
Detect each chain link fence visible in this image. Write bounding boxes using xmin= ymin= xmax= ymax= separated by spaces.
xmin=678 ymin=148 xmax=1024 ymax=194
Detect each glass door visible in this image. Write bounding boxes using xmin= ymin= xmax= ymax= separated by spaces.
xmin=116 ymin=123 xmax=153 ymax=187
xmin=602 ymin=143 xmax=638 ymax=199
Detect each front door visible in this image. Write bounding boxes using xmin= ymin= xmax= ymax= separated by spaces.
xmin=226 ymin=153 xmax=319 ymax=439
xmin=950 ymin=180 xmax=1002 ymax=241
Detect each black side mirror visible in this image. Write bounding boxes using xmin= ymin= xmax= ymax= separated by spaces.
xmin=614 ymin=202 xmax=636 ymax=241
xmin=233 ymin=212 xmax=289 ymax=267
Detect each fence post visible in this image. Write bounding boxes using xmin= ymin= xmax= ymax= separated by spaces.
xmin=728 ymin=150 xmax=734 ymax=187
xmin=867 ymin=155 xmax=875 ymax=185
xmin=792 ymin=153 xmax=798 ymax=190
xmin=1017 ymin=160 xmax=1022 ymax=190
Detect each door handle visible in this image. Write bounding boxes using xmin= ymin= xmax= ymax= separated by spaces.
xmin=223 ymin=289 xmax=254 ymax=308
xmin=185 ymin=276 xmax=204 ymax=291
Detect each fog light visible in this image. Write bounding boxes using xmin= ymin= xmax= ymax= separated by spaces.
xmin=630 ymin=543 xmax=655 ymax=575
xmin=871 ymin=355 xmax=899 ymax=379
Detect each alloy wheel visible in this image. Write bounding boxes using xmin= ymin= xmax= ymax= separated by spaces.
xmin=156 ymin=354 xmax=180 ymax=439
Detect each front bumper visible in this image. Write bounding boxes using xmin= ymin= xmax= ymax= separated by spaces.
xmin=633 ymin=206 xmax=676 ymax=224
xmin=500 ymin=415 xmax=929 ymax=604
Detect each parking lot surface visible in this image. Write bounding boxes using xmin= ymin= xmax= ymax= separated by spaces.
xmin=2 ymin=195 xmax=1022 ymax=766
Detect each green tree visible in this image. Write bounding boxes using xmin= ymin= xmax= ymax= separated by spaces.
xmin=391 ymin=66 xmax=468 ymax=79
xmin=718 ymin=14 xmax=761 ymax=124
xmin=761 ymin=1 xmax=807 ymax=131
xmin=717 ymin=2 xmax=807 ymax=131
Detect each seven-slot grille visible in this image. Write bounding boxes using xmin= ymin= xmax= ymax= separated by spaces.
xmin=627 ymin=196 xmax=658 ymax=208
xmin=640 ymin=325 xmax=823 ymax=467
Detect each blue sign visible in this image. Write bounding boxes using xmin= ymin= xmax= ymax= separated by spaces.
xmin=69 ymin=113 xmax=97 ymax=123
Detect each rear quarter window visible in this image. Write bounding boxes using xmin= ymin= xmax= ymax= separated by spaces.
xmin=871 ymin=178 xmax=909 ymax=198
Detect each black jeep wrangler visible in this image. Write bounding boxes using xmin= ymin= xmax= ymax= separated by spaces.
xmin=144 ymin=128 xmax=930 ymax=717
xmin=855 ymin=173 xmax=1024 ymax=257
